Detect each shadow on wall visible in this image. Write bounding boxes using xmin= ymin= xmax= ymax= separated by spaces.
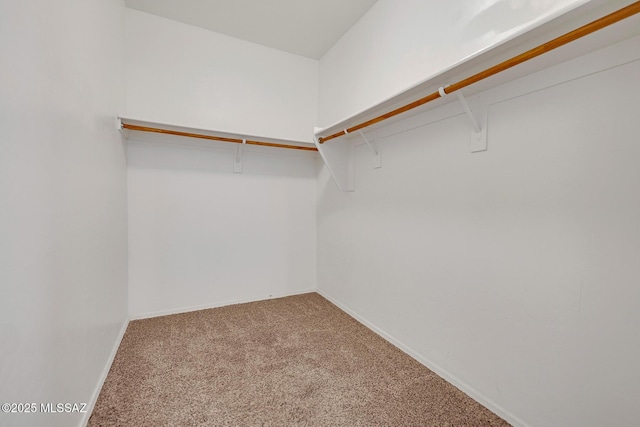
xmin=125 ymin=134 xmax=318 ymax=179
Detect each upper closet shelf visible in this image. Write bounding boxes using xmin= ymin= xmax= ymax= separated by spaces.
xmin=118 ymin=117 xmax=318 ymax=153
xmin=314 ymin=0 xmax=640 ymax=192
xmin=315 ymin=0 xmax=640 ymax=144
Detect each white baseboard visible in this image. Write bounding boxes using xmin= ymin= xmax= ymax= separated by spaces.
xmin=80 ymin=319 xmax=129 ymax=427
xmin=317 ymin=289 xmax=529 ymax=427
xmin=129 ymin=288 xmax=317 ymax=320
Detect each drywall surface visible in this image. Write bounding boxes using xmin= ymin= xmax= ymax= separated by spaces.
xmin=127 ymin=138 xmax=317 ymax=319
xmin=0 ymin=1 xmax=128 ymax=427
xmin=317 ymin=0 xmax=593 ymax=127
xmin=125 ymin=9 xmax=318 ymax=143
xmin=316 ymin=36 xmax=640 ymax=427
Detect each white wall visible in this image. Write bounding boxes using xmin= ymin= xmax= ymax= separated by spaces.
xmin=125 ymin=7 xmax=319 ymax=318
xmin=318 ymin=0 xmax=594 ymax=127
xmin=125 ymin=9 xmax=318 ymax=143
xmin=0 ymin=1 xmax=128 ymax=427
xmin=317 ymin=35 xmax=640 ymax=427
xmin=127 ymin=137 xmax=317 ymax=319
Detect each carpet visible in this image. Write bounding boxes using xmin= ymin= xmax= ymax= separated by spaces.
xmin=89 ymin=293 xmax=510 ymax=426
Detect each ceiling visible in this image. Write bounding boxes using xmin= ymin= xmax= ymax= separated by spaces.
xmin=124 ymin=0 xmax=378 ymax=60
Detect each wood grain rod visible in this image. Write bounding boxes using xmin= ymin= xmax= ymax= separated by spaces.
xmin=318 ymin=1 xmax=640 ymax=144
xmin=122 ymin=124 xmax=318 ymax=151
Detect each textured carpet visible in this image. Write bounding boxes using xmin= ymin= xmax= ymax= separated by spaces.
xmin=89 ymin=293 xmax=510 ymax=426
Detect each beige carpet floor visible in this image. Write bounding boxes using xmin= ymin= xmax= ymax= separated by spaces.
xmin=89 ymin=293 xmax=510 ymax=426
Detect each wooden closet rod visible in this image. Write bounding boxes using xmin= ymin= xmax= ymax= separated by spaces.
xmin=122 ymin=123 xmax=318 ymax=152
xmin=318 ymin=1 xmax=640 ymax=144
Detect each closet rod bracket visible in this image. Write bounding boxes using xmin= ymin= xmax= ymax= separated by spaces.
xmin=357 ymin=130 xmax=381 ymax=169
xmin=439 ymin=87 xmax=488 ymax=153
xmin=234 ymin=139 xmax=246 ymax=173
xmin=454 ymin=91 xmax=481 ymax=133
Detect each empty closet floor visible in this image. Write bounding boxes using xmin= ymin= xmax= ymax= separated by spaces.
xmin=89 ymin=293 xmax=509 ymax=426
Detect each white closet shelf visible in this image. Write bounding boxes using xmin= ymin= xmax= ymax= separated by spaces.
xmin=314 ymin=0 xmax=640 ymax=192
xmin=118 ymin=117 xmax=318 ymax=152
xmin=315 ymin=0 xmax=640 ymax=143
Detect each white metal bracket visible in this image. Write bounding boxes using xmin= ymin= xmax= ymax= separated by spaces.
xmin=234 ymin=139 xmax=246 ymax=173
xmin=469 ymin=105 xmax=488 ymax=153
xmin=357 ymin=130 xmax=381 ymax=169
xmin=455 ymin=91 xmax=481 ymax=133
xmin=313 ymin=135 xmax=355 ymax=192
xmin=116 ymin=117 xmax=130 ymax=141
xmin=440 ymin=87 xmax=488 ymax=153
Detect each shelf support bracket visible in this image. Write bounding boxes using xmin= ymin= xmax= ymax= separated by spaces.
xmin=440 ymin=87 xmax=488 ymax=153
xmin=357 ymin=130 xmax=381 ymax=169
xmin=454 ymin=91 xmax=481 ymax=134
xmin=314 ymin=133 xmax=355 ymax=192
xmin=234 ymin=139 xmax=246 ymax=173
xmin=116 ymin=117 xmax=130 ymax=140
